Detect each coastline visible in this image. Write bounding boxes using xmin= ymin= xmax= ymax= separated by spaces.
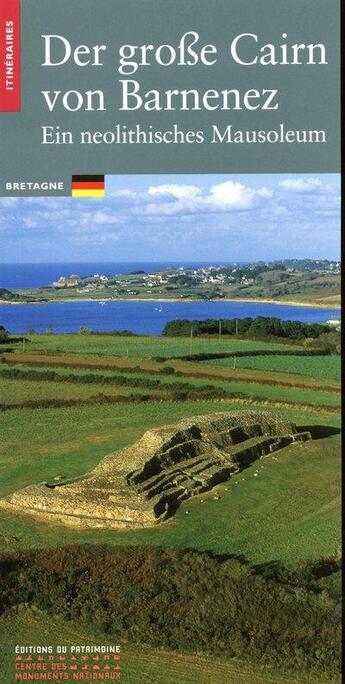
xmin=0 ymin=296 xmax=340 ymax=310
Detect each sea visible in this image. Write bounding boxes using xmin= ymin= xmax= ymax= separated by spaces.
xmin=0 ymin=262 xmax=339 ymax=335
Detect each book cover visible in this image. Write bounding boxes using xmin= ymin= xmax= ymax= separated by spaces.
xmin=0 ymin=1 xmax=341 ymax=682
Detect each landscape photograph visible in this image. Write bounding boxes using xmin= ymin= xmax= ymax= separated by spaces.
xmin=0 ymin=174 xmax=341 ymax=683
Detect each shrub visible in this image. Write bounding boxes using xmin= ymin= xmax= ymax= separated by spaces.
xmin=304 ymin=332 xmax=341 ymax=355
xmin=0 ymin=326 xmax=9 ymax=343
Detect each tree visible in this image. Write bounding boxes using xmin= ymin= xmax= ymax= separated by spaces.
xmin=304 ymin=332 xmax=340 ymax=354
xmin=0 ymin=326 xmax=9 ymax=343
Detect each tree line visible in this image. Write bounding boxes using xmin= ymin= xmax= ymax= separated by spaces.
xmin=163 ymin=317 xmax=331 ymax=340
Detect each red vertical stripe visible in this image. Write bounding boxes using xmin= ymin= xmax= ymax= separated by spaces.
xmin=0 ymin=0 xmax=21 ymax=111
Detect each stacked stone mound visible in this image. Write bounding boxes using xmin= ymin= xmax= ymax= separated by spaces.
xmin=0 ymin=411 xmax=311 ymax=529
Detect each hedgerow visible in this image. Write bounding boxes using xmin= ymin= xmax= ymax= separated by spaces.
xmin=162 ymin=317 xmax=331 ymax=340
xmin=0 ymin=545 xmax=340 ymax=675
xmin=154 ymin=349 xmax=328 ymax=362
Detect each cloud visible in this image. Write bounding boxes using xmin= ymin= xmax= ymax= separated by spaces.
xmin=87 ymin=211 xmax=123 ymax=225
xmin=0 ymin=197 xmax=19 ymax=207
xmin=143 ymin=183 xmax=201 ymax=215
xmin=148 ymin=184 xmax=201 ymax=201
xmin=278 ymin=177 xmax=322 ymax=193
xmin=208 ymin=181 xmax=272 ymax=209
xmin=23 ymin=217 xmax=38 ymax=228
xmin=0 ymin=174 xmax=339 ymax=262
xmin=123 ymin=180 xmax=273 ymax=216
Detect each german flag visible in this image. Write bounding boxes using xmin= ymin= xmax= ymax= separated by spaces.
xmin=71 ymin=175 xmax=105 ymax=197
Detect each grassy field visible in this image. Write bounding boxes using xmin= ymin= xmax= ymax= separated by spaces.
xmin=173 ymin=358 xmax=340 ymax=390
xmin=0 ymin=332 xmax=341 ymax=679
xmin=2 ymin=354 xmax=340 ymax=390
xmin=278 ymin=289 xmax=340 ymax=308
xmin=0 ymin=363 xmax=340 ymax=409
xmin=209 ymin=354 xmax=341 ymax=380
xmin=14 ymin=333 xmax=299 ymax=357
xmin=0 ymin=608 xmax=334 ymax=684
xmin=0 ymin=377 xmax=165 ymax=404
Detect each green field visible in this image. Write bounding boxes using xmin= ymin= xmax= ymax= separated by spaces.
xmin=0 ymin=332 xmax=341 ymax=680
xmin=209 ymin=354 xmax=341 ymax=380
xmin=0 ymin=335 xmax=341 ymax=560
xmin=0 ymin=400 xmax=340 ymax=563
xmin=15 ymin=332 xmax=298 ymax=357
xmin=0 ymin=363 xmax=340 ymax=409
xmin=0 ymin=377 xmax=164 ymax=404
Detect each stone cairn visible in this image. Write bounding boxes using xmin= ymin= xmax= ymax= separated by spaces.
xmin=0 ymin=411 xmax=311 ymax=529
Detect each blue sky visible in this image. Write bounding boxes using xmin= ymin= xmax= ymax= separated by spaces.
xmin=0 ymin=174 xmax=340 ymax=263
